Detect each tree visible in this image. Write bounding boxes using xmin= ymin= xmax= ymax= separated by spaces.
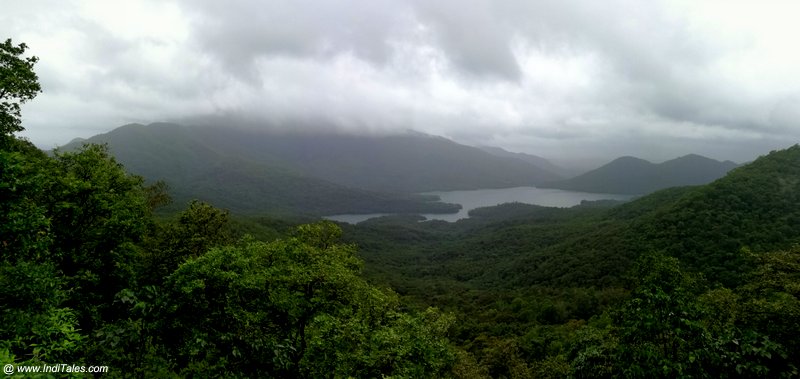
xmin=0 ymin=39 xmax=41 ymax=139
xmin=0 ymin=38 xmax=86 ymax=368
xmin=164 ymin=222 xmax=456 ymax=378
xmin=137 ymin=200 xmax=233 ymax=286
xmin=0 ymin=261 xmax=85 ymax=365
xmin=43 ymin=144 xmax=152 ymax=331
xmin=570 ymin=251 xmax=800 ymax=378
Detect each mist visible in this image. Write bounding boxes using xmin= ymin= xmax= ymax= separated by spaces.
xmin=3 ymin=0 xmax=800 ymax=164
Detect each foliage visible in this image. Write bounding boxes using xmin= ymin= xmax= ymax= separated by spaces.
xmin=1 ymin=143 xmax=150 ymax=371
xmin=0 ymin=38 xmax=41 ymax=139
xmin=0 ymin=146 xmax=51 ymax=261
xmin=569 ymin=252 xmax=799 ymax=378
xmin=2 ymin=145 xmax=461 ymax=377
xmin=137 ymin=200 xmax=233 ymax=285
xmin=0 ymin=261 xmax=84 ymax=364
xmin=164 ymin=222 xmax=455 ymax=378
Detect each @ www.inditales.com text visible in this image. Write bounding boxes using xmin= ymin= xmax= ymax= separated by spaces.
xmin=4 ymin=363 xmax=109 ymax=375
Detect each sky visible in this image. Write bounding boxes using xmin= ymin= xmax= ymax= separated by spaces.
xmin=3 ymin=0 xmax=800 ymax=166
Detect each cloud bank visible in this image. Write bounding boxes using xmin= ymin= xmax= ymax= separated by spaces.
xmin=3 ymin=0 xmax=800 ymax=164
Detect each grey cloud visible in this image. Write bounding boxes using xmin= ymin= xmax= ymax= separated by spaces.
xmin=179 ymin=0 xmax=415 ymax=81
xmin=410 ymin=0 xmax=521 ymax=81
xmin=486 ymin=1 xmax=776 ymax=134
xmin=5 ymin=0 xmax=800 ymax=163
xmin=769 ymin=96 xmax=800 ymax=130
xmin=181 ymin=0 xmax=526 ymax=82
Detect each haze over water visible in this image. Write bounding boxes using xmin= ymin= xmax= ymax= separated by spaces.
xmin=327 ymin=186 xmax=634 ymax=224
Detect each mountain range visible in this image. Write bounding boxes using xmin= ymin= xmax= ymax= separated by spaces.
xmin=539 ymin=154 xmax=739 ymax=194
xmin=60 ymin=123 xmax=559 ymax=215
xmin=60 ymin=122 xmax=742 ymax=215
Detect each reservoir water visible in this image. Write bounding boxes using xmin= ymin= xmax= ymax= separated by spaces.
xmin=326 ymin=186 xmax=634 ymax=224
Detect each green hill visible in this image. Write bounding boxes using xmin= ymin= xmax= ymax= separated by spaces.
xmin=480 ymin=146 xmax=800 ymax=287
xmin=346 ymin=144 xmax=800 ymax=310
xmin=624 ymin=146 xmax=800 ymax=283
xmin=59 ymin=122 xmax=562 ymax=215
xmin=540 ymin=154 xmax=739 ymax=194
xmin=192 ymin=126 xmax=561 ymax=193
xmin=59 ymin=123 xmax=460 ymax=215
xmin=332 ymin=145 xmax=800 ymax=376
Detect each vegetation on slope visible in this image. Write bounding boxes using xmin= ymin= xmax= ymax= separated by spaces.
xmin=4 ymin=37 xmax=799 ymax=378
xmin=340 ymin=146 xmax=800 ymax=377
xmin=541 ymin=154 xmax=738 ymax=195
xmin=59 ymin=124 xmax=463 ymax=216
xmin=59 ymin=122 xmax=562 ymax=215
xmin=1 ymin=141 xmax=462 ymax=377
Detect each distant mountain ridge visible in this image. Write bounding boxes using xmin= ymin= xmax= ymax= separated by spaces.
xmin=477 ymin=145 xmax=568 ymax=178
xmin=60 ymin=123 xmax=560 ymax=214
xmin=540 ymin=154 xmax=739 ymax=194
xmin=60 ymin=123 xmax=461 ymax=215
xmin=200 ymin=127 xmax=561 ymax=193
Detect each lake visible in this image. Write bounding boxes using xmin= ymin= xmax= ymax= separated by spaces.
xmin=326 ymin=186 xmax=634 ymax=224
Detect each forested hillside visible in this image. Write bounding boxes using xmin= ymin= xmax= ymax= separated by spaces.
xmin=3 ymin=37 xmax=800 ymax=377
xmin=1 ymin=140 xmax=465 ymax=377
xmin=541 ymin=154 xmax=738 ymax=194
xmin=60 ymin=123 xmax=559 ymax=215
xmin=58 ymin=123 xmax=461 ymax=216
xmin=340 ymin=146 xmax=800 ymax=377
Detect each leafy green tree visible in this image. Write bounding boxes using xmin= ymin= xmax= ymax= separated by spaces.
xmin=0 ymin=38 xmax=86 ymax=368
xmin=90 ymin=285 xmax=174 ymax=379
xmin=611 ymin=254 xmax=710 ymax=378
xmin=164 ymin=222 xmax=456 ymax=378
xmin=571 ymin=251 xmax=799 ymax=378
xmin=0 ymin=146 xmax=51 ymax=261
xmin=569 ymin=254 xmax=709 ymax=378
xmin=0 ymin=38 xmax=41 ymax=140
xmin=711 ymin=248 xmax=800 ymax=377
xmin=45 ymin=144 xmax=152 ymax=330
xmin=737 ymin=248 xmax=800 ymax=354
xmin=138 ymin=200 xmax=233 ymax=285
xmin=1 ymin=143 xmax=153 ymax=369
xmin=0 ymin=261 xmax=85 ymax=365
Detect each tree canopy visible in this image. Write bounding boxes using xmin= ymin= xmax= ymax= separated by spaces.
xmin=0 ymin=38 xmax=40 ymax=139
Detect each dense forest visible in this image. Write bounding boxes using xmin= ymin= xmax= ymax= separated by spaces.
xmin=3 ymin=38 xmax=800 ymax=378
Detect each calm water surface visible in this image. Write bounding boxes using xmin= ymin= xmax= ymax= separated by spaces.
xmin=326 ymin=187 xmax=633 ymax=224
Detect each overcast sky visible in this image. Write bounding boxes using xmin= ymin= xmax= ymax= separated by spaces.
xmin=3 ymin=0 xmax=800 ymax=165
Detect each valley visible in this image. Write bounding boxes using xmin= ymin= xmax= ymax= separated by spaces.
xmin=327 ymin=186 xmax=633 ymax=223
xmin=5 ymin=4 xmax=800 ymax=376
xmin=7 ymin=120 xmax=800 ymax=377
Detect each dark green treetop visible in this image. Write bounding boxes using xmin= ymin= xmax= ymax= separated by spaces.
xmin=0 ymin=39 xmax=41 ymax=138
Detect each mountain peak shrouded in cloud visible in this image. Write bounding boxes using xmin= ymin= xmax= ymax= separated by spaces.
xmin=3 ymin=0 xmax=800 ymax=163
xmin=58 ymin=122 xmax=562 ymax=213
